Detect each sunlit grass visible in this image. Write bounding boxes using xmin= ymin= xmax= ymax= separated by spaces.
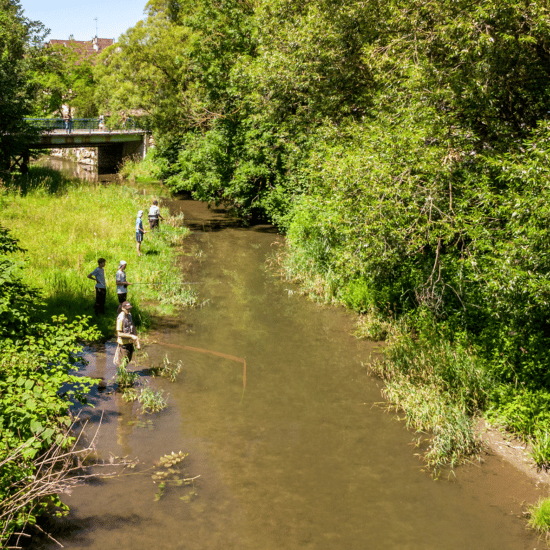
xmin=527 ymin=497 xmax=550 ymax=540
xmin=0 ymin=166 xmax=195 ymax=337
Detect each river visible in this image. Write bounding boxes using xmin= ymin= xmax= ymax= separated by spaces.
xmin=36 ymin=159 xmax=543 ymax=549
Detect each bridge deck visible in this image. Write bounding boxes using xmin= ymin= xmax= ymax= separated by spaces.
xmin=31 ymin=129 xmax=146 ymax=149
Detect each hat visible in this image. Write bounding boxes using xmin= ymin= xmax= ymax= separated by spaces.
xmin=137 ymin=210 xmax=143 ymax=217
xmin=121 ymin=300 xmax=132 ymax=309
xmin=119 ymin=260 xmax=127 ymax=267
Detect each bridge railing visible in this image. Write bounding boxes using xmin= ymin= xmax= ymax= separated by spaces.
xmin=25 ymin=118 xmax=142 ymax=132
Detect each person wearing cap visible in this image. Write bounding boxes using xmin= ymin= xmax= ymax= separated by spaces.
xmin=87 ymin=258 xmax=107 ymax=315
xmin=115 ymin=260 xmax=131 ymax=305
xmin=148 ymin=199 xmax=165 ymax=231
xmin=115 ymin=300 xmax=140 ymax=366
xmin=135 ymin=210 xmax=146 ymax=257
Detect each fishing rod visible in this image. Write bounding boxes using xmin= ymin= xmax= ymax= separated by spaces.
xmin=130 ymin=281 xmax=203 ymax=285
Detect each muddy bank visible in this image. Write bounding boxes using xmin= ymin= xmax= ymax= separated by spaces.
xmin=478 ymin=419 xmax=550 ymax=488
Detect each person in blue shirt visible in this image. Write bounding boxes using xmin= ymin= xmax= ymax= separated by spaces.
xmin=136 ymin=210 xmax=146 ymax=256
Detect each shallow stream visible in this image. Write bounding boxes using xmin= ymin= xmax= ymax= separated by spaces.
xmin=35 ymin=160 xmax=544 ymax=549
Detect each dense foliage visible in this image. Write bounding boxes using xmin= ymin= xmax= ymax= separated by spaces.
xmin=0 ymin=0 xmax=47 ymax=172
xmin=0 ymin=226 xmax=100 ymax=543
xmin=31 ymin=41 xmax=98 ymax=118
xmin=91 ymin=0 xmax=550 ymax=465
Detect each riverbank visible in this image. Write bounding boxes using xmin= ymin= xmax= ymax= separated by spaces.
xmin=477 ymin=419 xmax=550 ymax=488
xmin=1 ymin=166 xmax=197 ymax=338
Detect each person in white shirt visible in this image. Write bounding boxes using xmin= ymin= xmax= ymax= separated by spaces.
xmin=136 ymin=210 xmax=146 ymax=256
xmin=148 ymin=199 xmax=165 ymax=231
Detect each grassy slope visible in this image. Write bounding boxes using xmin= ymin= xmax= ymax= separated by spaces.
xmin=0 ymin=167 xmax=196 ymax=337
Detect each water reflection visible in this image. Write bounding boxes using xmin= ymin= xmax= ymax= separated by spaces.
xmin=36 ymin=155 xmax=98 ymax=182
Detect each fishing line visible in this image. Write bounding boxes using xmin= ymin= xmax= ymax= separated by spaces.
xmin=156 ymin=340 xmax=247 ymax=399
xmin=131 ymin=282 xmax=203 ymax=285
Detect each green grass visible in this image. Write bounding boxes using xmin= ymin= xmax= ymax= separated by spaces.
xmin=368 ymin=323 xmax=489 ymax=472
xmin=528 ymin=497 xmax=550 ymax=540
xmin=119 ymin=150 xmax=166 ymax=182
xmin=0 ymin=166 xmax=196 ymax=337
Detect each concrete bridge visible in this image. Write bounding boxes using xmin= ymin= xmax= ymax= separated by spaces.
xmin=20 ymin=119 xmax=151 ymax=175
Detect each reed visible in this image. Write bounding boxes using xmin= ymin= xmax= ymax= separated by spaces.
xmin=367 ymin=320 xmax=490 ymax=472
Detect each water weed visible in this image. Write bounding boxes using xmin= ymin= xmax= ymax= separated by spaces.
xmin=122 ymin=387 xmax=139 ymax=402
xmin=151 ymin=451 xmax=198 ymax=502
xmin=114 ymin=363 xmax=139 ymax=389
xmin=138 ymin=385 xmax=167 ymax=413
xmin=153 ymin=355 xmax=182 ymax=382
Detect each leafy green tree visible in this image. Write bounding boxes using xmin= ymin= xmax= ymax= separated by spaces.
xmin=0 ymin=0 xmax=47 ymax=172
xmin=32 ymin=41 xmax=98 ymax=117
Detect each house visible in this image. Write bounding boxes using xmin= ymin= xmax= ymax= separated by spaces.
xmin=48 ymin=36 xmax=114 ymax=59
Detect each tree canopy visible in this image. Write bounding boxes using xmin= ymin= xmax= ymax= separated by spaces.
xmin=0 ymin=0 xmax=48 ymax=171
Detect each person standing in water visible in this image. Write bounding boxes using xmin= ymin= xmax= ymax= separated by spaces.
xmin=148 ymin=199 xmax=165 ymax=231
xmin=114 ymin=300 xmax=140 ymax=366
xmin=87 ymin=257 xmax=107 ymax=315
xmin=135 ymin=210 xmax=146 ymax=257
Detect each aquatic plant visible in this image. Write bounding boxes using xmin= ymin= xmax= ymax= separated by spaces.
xmin=150 ymin=451 xmax=199 ymax=502
xmin=121 ymin=387 xmax=139 ymax=402
xmin=153 ymin=355 xmax=182 ymax=382
xmin=114 ymin=363 xmax=139 ymax=390
xmin=138 ymin=385 xmax=168 ymax=413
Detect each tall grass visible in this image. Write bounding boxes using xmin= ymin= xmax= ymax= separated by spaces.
xmin=527 ymin=497 xmax=550 ymax=541
xmin=119 ymin=150 xmax=166 ymax=182
xmin=368 ymin=321 xmax=490 ymax=472
xmin=273 ymin=243 xmax=492 ymax=471
xmin=0 ymin=167 xmax=195 ymax=337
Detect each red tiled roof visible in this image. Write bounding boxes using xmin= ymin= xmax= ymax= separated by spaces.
xmin=48 ymin=38 xmax=114 ymax=56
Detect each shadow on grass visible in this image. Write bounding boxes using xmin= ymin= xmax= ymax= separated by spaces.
xmin=40 ymin=291 xmax=151 ymax=341
xmin=3 ymin=165 xmax=82 ymax=196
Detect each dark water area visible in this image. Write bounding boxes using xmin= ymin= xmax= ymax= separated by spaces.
xmin=31 ymin=161 xmax=544 ymax=549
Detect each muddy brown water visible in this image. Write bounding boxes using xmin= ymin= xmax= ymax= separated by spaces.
xmin=37 ymin=191 xmax=545 ymax=549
